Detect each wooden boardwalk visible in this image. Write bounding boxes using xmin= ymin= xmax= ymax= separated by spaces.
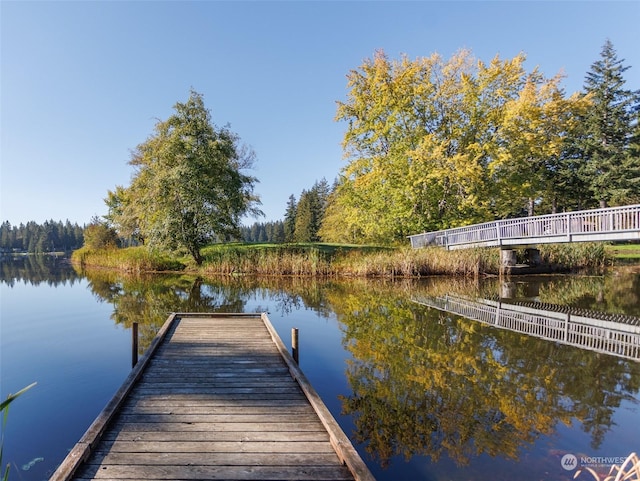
xmin=51 ymin=313 xmax=374 ymax=481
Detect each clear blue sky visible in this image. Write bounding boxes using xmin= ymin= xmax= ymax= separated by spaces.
xmin=2 ymin=1 xmax=639 ymax=226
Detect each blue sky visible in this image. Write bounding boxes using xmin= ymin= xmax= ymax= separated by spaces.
xmin=2 ymin=1 xmax=639 ymax=226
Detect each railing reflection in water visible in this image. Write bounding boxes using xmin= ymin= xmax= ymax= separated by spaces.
xmin=413 ymin=293 xmax=640 ymax=361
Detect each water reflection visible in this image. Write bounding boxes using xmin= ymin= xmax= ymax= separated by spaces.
xmin=2 ymin=257 xmax=639 ymax=478
xmin=413 ymin=292 xmax=640 ymax=361
xmin=0 ymin=254 xmax=81 ymax=286
xmin=334 ymin=277 xmax=640 ymax=468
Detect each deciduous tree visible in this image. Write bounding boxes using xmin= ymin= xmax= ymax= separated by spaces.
xmin=107 ymin=90 xmax=261 ymax=264
xmin=331 ymin=50 xmax=583 ymax=243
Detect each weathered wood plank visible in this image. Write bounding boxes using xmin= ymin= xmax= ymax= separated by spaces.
xmin=105 ymin=421 xmax=328 ymax=433
xmin=92 ymin=440 xmax=340 ymax=454
xmin=118 ymin=402 xmax=316 ymax=415
xmin=83 ymin=451 xmax=343 ymax=466
xmin=103 ymin=430 xmax=331 ymax=443
xmin=52 ymin=313 xmax=374 ymax=481
xmin=125 ymin=394 xmax=310 ymax=405
xmin=75 ymin=464 xmax=354 ymax=480
xmin=112 ymin=413 xmax=322 ymax=423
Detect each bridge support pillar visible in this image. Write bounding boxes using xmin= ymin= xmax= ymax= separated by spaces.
xmin=525 ymin=248 xmax=541 ymax=267
xmin=500 ymin=249 xmax=517 ymax=267
xmin=501 ymin=281 xmax=516 ymax=298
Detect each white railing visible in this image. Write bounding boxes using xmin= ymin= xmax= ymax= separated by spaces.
xmin=408 ymin=204 xmax=640 ymax=249
xmin=413 ymin=294 xmax=640 ymax=362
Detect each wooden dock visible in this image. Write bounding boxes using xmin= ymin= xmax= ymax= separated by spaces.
xmin=51 ymin=313 xmax=374 ymax=481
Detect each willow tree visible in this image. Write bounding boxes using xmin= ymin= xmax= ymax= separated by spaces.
xmin=107 ymin=90 xmax=261 ymax=264
xmin=325 ymin=50 xmax=587 ymax=244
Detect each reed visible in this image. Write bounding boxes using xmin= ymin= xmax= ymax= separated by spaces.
xmin=539 ymin=242 xmax=609 ymax=270
xmin=197 ymin=245 xmax=500 ymax=277
xmin=200 ymin=244 xmax=336 ymax=276
xmin=72 ymin=242 xmax=612 ymax=277
xmin=71 ymin=246 xmax=184 ymax=273
xmin=1 ymin=383 xmax=36 ymax=481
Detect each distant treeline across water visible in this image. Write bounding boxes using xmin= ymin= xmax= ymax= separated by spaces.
xmin=0 ymin=220 xmax=85 ymax=253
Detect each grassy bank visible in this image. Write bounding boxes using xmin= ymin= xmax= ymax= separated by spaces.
xmin=71 ymin=246 xmax=185 ymax=273
xmin=71 ymin=241 xmax=618 ymax=277
xmin=605 ymin=243 xmax=640 ymax=263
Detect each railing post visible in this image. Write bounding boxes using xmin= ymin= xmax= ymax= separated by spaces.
xmin=131 ymin=322 xmax=139 ymax=368
xmin=291 ymin=328 xmax=299 ymax=364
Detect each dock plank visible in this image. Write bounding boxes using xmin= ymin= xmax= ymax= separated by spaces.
xmin=51 ymin=313 xmax=374 ymax=481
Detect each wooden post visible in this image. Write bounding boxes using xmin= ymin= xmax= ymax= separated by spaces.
xmin=132 ymin=322 xmax=139 ymax=368
xmin=291 ymin=328 xmax=299 ymax=364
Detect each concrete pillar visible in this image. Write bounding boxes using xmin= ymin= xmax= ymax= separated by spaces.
xmin=500 ymin=249 xmax=517 ymax=267
xmin=524 ymin=281 xmax=540 ymax=298
xmin=525 ymin=248 xmax=541 ymax=267
xmin=500 ymin=281 xmax=517 ymax=299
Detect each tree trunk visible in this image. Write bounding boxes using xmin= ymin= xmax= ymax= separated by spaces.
xmin=190 ymin=247 xmax=203 ymax=266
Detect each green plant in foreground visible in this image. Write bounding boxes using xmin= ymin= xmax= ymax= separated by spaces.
xmin=1 ymin=383 xmax=36 ymax=481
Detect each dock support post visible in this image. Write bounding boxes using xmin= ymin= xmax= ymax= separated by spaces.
xmin=292 ymin=328 xmax=299 ymax=364
xmin=132 ymin=322 xmax=139 ymax=367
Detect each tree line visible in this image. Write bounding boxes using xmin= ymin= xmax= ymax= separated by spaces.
xmin=0 ymin=220 xmax=84 ymax=253
xmin=96 ymin=40 xmax=637 ymax=260
xmin=236 ymin=40 xmax=640 ymax=247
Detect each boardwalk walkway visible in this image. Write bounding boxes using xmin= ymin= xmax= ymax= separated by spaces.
xmin=408 ymin=204 xmax=640 ymax=250
xmin=51 ymin=313 xmax=374 ymax=481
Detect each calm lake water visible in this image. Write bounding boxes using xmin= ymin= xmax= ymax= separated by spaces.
xmin=1 ymin=255 xmax=639 ymax=481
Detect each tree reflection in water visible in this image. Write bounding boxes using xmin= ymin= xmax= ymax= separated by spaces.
xmin=332 ymin=278 xmax=640 ymax=467
xmin=3 ymin=257 xmax=638 ymax=473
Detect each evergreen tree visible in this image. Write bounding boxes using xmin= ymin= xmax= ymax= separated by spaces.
xmin=0 ymin=220 xmax=84 ymax=252
xmin=0 ymin=222 xmax=11 ymax=251
xmin=272 ymin=221 xmax=285 ymax=243
xmin=293 ymin=181 xmax=331 ymax=242
xmin=626 ymin=109 xmax=640 ymax=203
xmin=293 ymin=190 xmax=314 ymax=242
xmin=580 ymin=39 xmax=640 ymax=207
xmin=283 ymin=195 xmax=297 ymax=242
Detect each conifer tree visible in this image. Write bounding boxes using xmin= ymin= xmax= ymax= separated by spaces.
xmin=283 ymin=195 xmax=297 ymax=242
xmin=580 ymin=39 xmax=640 ymax=207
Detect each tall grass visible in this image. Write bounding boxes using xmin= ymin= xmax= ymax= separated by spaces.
xmin=201 ymin=244 xmax=337 ymax=276
xmin=72 ymin=242 xmax=612 ymax=277
xmin=71 ymin=246 xmax=185 ymax=273
xmin=539 ymin=242 xmax=609 ymax=271
xmin=200 ymin=244 xmax=500 ymax=277
xmin=331 ymin=247 xmax=500 ymax=277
